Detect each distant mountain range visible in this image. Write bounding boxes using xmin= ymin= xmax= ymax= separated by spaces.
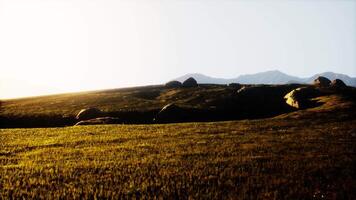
xmin=174 ymin=70 xmax=356 ymax=87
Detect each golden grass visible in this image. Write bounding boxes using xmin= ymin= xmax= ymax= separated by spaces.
xmin=1 ymin=117 xmax=355 ymax=199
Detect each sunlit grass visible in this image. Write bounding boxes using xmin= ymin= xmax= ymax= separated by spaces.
xmin=1 ymin=118 xmax=355 ymax=199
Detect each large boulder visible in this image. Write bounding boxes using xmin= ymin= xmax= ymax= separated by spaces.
xmin=284 ymin=87 xmax=321 ymax=109
xmin=76 ymin=108 xmax=103 ymax=121
xmin=228 ymin=83 xmax=242 ymax=89
xmin=182 ymin=77 xmax=198 ymax=87
xmin=330 ymin=79 xmax=347 ymax=89
xmin=75 ymin=117 xmax=121 ymax=126
xmin=313 ymin=76 xmax=331 ymax=87
xmin=232 ymin=85 xmax=303 ymax=118
xmin=153 ymin=103 xmax=187 ymax=123
xmin=165 ymin=80 xmax=182 ymax=88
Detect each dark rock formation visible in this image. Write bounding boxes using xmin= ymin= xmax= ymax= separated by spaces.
xmin=153 ymin=103 xmax=188 ymax=123
xmin=284 ymin=87 xmax=322 ymax=109
xmin=165 ymin=80 xmax=182 ymax=88
xmin=182 ymin=77 xmax=198 ymax=87
xmin=76 ymin=108 xmax=103 ymax=121
xmin=330 ymin=79 xmax=347 ymax=89
xmin=228 ymin=83 xmax=242 ymax=89
xmin=313 ymin=76 xmax=331 ymax=87
xmin=75 ymin=117 xmax=121 ymax=126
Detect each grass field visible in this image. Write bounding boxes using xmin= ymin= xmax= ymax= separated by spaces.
xmin=1 ymin=114 xmax=355 ymax=199
xmin=0 ymin=85 xmax=233 ymax=117
xmin=1 ymin=85 xmax=356 ymax=199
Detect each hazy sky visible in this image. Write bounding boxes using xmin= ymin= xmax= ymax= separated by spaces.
xmin=0 ymin=0 xmax=355 ymax=99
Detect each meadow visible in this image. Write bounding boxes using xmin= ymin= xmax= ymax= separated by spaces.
xmin=1 ymin=115 xmax=355 ymax=199
xmin=1 ymin=84 xmax=356 ymax=199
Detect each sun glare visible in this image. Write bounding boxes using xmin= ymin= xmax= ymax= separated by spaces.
xmin=0 ymin=0 xmax=355 ymax=99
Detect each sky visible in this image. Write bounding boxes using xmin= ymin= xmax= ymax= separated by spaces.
xmin=0 ymin=0 xmax=355 ymax=99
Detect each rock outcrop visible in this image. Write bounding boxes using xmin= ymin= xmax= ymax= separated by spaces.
xmin=75 ymin=117 xmax=121 ymax=126
xmin=76 ymin=108 xmax=103 ymax=121
xmin=165 ymin=80 xmax=182 ymax=88
xmin=284 ymin=87 xmax=321 ymax=109
xmin=182 ymin=77 xmax=198 ymax=87
xmin=330 ymin=79 xmax=347 ymax=89
xmin=313 ymin=76 xmax=331 ymax=87
xmin=153 ymin=103 xmax=187 ymax=123
xmin=228 ymin=83 xmax=242 ymax=89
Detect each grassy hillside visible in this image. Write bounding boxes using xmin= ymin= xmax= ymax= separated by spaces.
xmin=1 ymin=112 xmax=355 ymax=199
xmin=1 ymin=85 xmax=356 ymax=198
xmin=0 ymin=85 xmax=168 ymax=117
xmin=0 ymin=84 xmax=303 ymax=127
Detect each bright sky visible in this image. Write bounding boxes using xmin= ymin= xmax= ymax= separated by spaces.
xmin=0 ymin=0 xmax=355 ymax=99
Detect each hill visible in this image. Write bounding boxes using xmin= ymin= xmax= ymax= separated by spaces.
xmin=0 ymin=83 xmax=305 ymax=128
xmin=1 ymin=100 xmax=355 ymax=198
xmin=174 ymin=70 xmax=356 ymax=86
xmin=1 ymin=82 xmax=356 ymax=198
xmin=1 ymin=81 xmax=356 ymax=128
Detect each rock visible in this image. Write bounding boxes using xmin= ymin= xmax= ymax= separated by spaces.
xmin=182 ymin=77 xmax=198 ymax=87
xmin=330 ymin=79 xmax=347 ymax=89
xmin=313 ymin=76 xmax=331 ymax=87
xmin=237 ymin=86 xmax=249 ymax=94
xmin=284 ymin=87 xmax=321 ymax=109
xmin=165 ymin=80 xmax=182 ymax=88
xmin=76 ymin=108 xmax=102 ymax=121
xmin=153 ymin=103 xmax=187 ymax=123
xmin=228 ymin=83 xmax=242 ymax=89
xmin=75 ymin=117 xmax=121 ymax=126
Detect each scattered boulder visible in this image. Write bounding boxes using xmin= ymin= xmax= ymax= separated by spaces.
xmin=182 ymin=77 xmax=198 ymax=87
xmin=284 ymin=87 xmax=322 ymax=109
xmin=165 ymin=80 xmax=182 ymax=88
xmin=76 ymin=108 xmax=103 ymax=121
xmin=330 ymin=79 xmax=347 ymax=89
xmin=153 ymin=103 xmax=187 ymax=123
xmin=313 ymin=76 xmax=331 ymax=87
xmin=75 ymin=117 xmax=121 ymax=126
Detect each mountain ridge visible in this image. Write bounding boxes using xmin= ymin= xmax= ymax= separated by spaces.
xmin=174 ymin=70 xmax=356 ymax=86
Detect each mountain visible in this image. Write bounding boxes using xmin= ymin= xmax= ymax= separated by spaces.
xmin=233 ymin=70 xmax=302 ymax=84
xmin=173 ymin=70 xmax=356 ymax=86
xmin=175 ymin=73 xmax=230 ymax=84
